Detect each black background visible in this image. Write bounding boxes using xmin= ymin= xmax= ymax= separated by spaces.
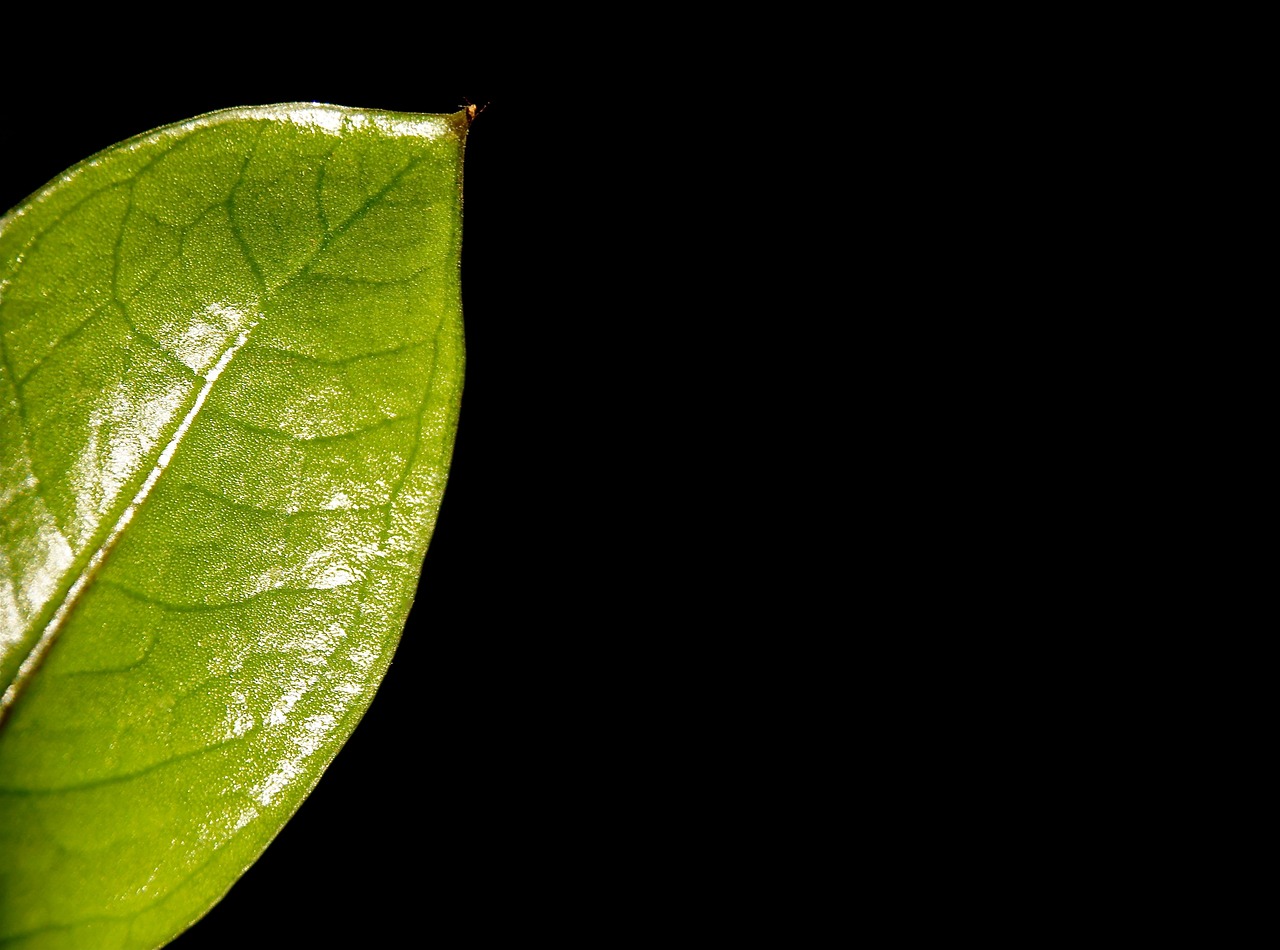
xmin=3 ymin=82 xmax=640 ymax=944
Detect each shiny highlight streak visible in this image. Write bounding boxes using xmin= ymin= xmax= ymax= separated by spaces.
xmin=0 ymin=319 xmax=259 ymax=718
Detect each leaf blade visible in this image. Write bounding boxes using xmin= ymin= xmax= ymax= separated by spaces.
xmin=0 ymin=104 xmax=466 ymax=948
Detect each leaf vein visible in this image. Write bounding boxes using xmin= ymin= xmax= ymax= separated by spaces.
xmin=293 ymin=156 xmax=426 ymax=284
xmin=225 ymin=123 xmax=269 ymax=294
xmin=14 ymin=301 xmax=110 ymax=387
xmin=257 ymin=336 xmax=431 ymax=367
xmin=0 ymin=730 xmax=253 ymax=796
xmin=177 ymin=481 xmax=392 ymax=518
xmin=203 ymin=407 xmax=414 ymax=443
xmin=101 ymin=578 xmax=322 ymax=614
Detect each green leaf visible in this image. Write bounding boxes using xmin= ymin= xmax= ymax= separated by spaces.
xmin=0 ymin=104 xmax=467 ymax=948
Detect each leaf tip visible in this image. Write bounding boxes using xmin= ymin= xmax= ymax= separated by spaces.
xmin=462 ymin=99 xmax=489 ymax=126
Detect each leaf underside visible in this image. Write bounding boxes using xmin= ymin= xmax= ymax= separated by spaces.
xmin=0 ymin=105 xmax=467 ymax=948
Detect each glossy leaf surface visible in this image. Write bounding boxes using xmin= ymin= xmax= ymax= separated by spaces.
xmin=0 ymin=105 xmax=467 ymax=948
